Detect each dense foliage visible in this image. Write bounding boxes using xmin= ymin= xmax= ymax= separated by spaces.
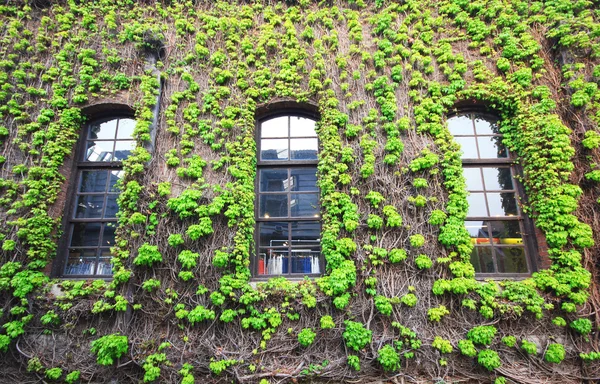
xmin=0 ymin=0 xmax=598 ymax=382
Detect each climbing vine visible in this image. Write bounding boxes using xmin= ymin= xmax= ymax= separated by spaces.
xmin=0 ymin=0 xmax=598 ymax=383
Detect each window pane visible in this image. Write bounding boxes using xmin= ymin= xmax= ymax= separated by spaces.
xmin=261 ymin=139 xmax=288 ymax=160
xmin=448 ymin=115 xmax=474 ymax=135
xmin=290 ymin=138 xmax=318 ymax=160
xmin=478 ymin=136 xmax=508 ymax=158
xmin=86 ymin=141 xmax=114 ymax=162
xmin=116 ymin=118 xmax=135 ymax=139
xmin=291 ymin=168 xmax=318 ymax=192
xmin=109 ymin=171 xmax=124 ymax=192
xmin=70 ymin=223 xmax=101 ymax=246
xmin=291 ymin=247 xmax=320 ymax=273
xmin=75 ymin=195 xmax=104 ymax=218
xmin=467 ymin=192 xmax=487 ymax=217
xmin=291 ymin=221 xmax=320 ymax=242
xmin=80 ymin=170 xmax=108 ymax=193
xmin=487 ymin=192 xmax=518 ymax=216
xmin=256 ymin=250 xmax=269 ymax=275
xmin=463 ymin=168 xmax=483 ymax=191
xmin=260 ymin=194 xmax=288 ymax=218
xmin=455 ymin=137 xmax=478 ymax=159
xmin=473 ymin=114 xmax=499 ymax=135
xmin=470 ymin=246 xmax=494 ymax=273
xmin=105 ymin=194 xmax=119 ymax=218
xmin=113 ymin=141 xmax=136 ymax=160
xmin=102 ymin=223 xmax=116 ymax=246
xmin=65 ymin=250 xmax=97 ymax=275
xmin=466 ymin=221 xmax=490 ymax=244
xmin=290 ymin=117 xmax=317 ymax=137
xmin=291 ymin=193 xmax=319 ymax=217
xmin=263 ymin=250 xmax=290 ymax=274
xmin=489 ymin=221 xmax=522 ymax=241
xmin=89 ymin=119 xmax=117 ymax=140
xmin=261 ymin=116 xmax=288 ymax=138
xmin=259 ymin=169 xmax=288 ymax=192
xmin=496 ymin=247 xmax=528 ymax=273
xmin=259 ymin=222 xmax=289 ymax=248
xmin=97 ymin=249 xmax=114 ymax=275
xmin=482 ymin=167 xmax=513 ymax=190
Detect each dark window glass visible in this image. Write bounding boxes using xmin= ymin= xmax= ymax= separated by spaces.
xmin=80 ymin=171 xmax=108 ymax=192
xmin=70 ymin=223 xmax=101 ymax=247
xmin=259 ymin=194 xmax=289 ymax=218
xmin=63 ymin=116 xmax=135 ymax=276
xmin=255 ymin=115 xmax=321 ymax=277
xmin=449 ymin=113 xmax=531 ymax=275
xmin=290 ymin=138 xmax=318 ymax=160
xmin=75 ymin=195 xmax=105 ymax=218
xmin=290 ymin=168 xmax=318 ymax=192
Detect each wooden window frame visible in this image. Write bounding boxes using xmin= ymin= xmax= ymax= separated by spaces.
xmin=449 ymin=111 xmax=538 ymax=278
xmin=55 ymin=115 xmax=135 ymax=277
xmin=252 ymin=112 xmax=323 ymax=279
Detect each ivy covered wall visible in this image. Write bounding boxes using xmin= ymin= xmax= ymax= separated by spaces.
xmin=0 ymin=0 xmax=599 ymax=382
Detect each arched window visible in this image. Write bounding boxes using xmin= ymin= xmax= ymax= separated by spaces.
xmin=448 ymin=112 xmax=534 ymax=276
xmin=60 ymin=116 xmax=136 ymax=276
xmin=254 ymin=114 xmax=322 ymax=277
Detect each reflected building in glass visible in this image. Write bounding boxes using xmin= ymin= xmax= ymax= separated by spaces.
xmin=255 ymin=115 xmax=322 ymax=277
xmin=63 ymin=117 xmax=135 ymax=276
xmin=448 ymin=113 xmax=532 ymax=275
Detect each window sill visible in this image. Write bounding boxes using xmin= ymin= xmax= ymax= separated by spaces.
xmin=474 ymin=273 xmax=531 ymax=281
xmin=248 ymin=275 xmax=320 ymax=288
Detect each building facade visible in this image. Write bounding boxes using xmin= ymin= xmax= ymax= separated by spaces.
xmin=0 ymin=0 xmax=598 ymax=382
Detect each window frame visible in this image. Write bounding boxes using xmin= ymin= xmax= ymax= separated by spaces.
xmin=448 ymin=110 xmax=538 ymax=278
xmin=54 ymin=113 xmax=135 ymax=277
xmin=252 ymin=111 xmax=323 ymax=279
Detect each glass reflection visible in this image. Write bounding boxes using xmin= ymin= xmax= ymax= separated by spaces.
xmin=65 ymin=251 xmax=97 ymax=275
xmin=89 ymin=120 xmax=117 ymax=140
xmin=482 ymin=167 xmax=513 ymax=190
xmin=291 ymin=221 xmax=320 ymax=241
xmin=102 ymin=224 xmax=116 ymax=246
xmin=464 ymin=168 xmax=483 ymax=191
xmin=473 ymin=115 xmax=499 ymax=135
xmin=259 ymin=222 xmax=288 ymax=248
xmin=113 ymin=141 xmax=136 ymax=161
xmin=448 ymin=115 xmax=474 ymax=135
xmin=290 ymin=117 xmax=317 ymax=137
xmin=116 ymin=118 xmax=135 ymax=139
xmin=109 ymin=171 xmax=124 ymax=192
xmin=261 ymin=116 xmax=288 ymax=138
xmin=291 ymin=168 xmax=318 ymax=192
xmin=290 ymin=138 xmax=318 ymax=160
xmin=478 ymin=136 xmax=508 ymax=158
xmin=86 ymin=142 xmax=114 ymax=162
xmin=488 ymin=221 xmax=521 ymax=241
xmin=70 ymin=223 xmax=101 ymax=246
xmin=260 ymin=169 xmax=288 ymax=192
xmin=465 ymin=221 xmax=491 ymax=244
xmin=467 ymin=193 xmax=487 ymax=217
xmin=487 ymin=192 xmax=517 ymax=216
xmin=496 ymin=247 xmax=528 ymax=273
xmin=261 ymin=139 xmax=288 ymax=160
xmin=465 ymin=221 xmax=486 ymax=237
xmin=105 ymin=194 xmax=119 ymax=218
xmin=260 ymin=194 xmax=288 ymax=217
xmin=455 ymin=137 xmax=478 ymax=158
xmin=75 ymin=195 xmax=104 ymax=218
xmin=80 ymin=170 xmax=108 ymax=193
xmin=291 ymin=193 xmax=319 ymax=217
xmin=470 ymin=247 xmax=494 ymax=273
